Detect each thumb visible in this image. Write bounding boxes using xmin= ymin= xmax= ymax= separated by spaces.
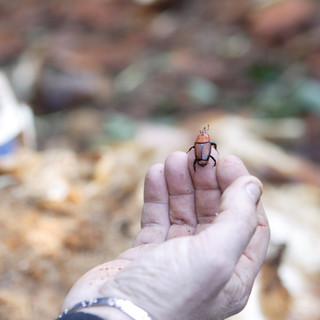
xmin=191 ymin=175 xmax=263 ymax=283
xmin=215 ymin=175 xmax=263 ymax=255
xmin=219 ymin=174 xmax=263 ymax=218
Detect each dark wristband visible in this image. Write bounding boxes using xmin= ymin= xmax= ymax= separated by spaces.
xmin=58 ymin=312 xmax=104 ymax=320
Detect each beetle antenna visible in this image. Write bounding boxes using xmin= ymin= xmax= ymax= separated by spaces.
xmin=199 ymin=124 xmax=210 ymax=133
xmin=202 ymin=124 xmax=209 ymax=132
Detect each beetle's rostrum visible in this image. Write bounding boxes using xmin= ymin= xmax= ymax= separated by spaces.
xmin=187 ymin=125 xmax=217 ymax=171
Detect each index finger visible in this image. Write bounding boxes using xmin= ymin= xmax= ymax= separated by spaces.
xmin=165 ymin=151 xmax=197 ymax=239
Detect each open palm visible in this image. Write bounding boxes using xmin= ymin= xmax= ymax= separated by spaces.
xmin=61 ymin=149 xmax=270 ymax=320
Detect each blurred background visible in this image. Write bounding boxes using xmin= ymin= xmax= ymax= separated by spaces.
xmin=0 ymin=0 xmax=319 ymax=319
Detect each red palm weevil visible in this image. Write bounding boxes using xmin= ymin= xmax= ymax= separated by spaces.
xmin=187 ymin=125 xmax=217 ymax=171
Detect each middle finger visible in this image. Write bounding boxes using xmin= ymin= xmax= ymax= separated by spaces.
xmin=188 ymin=147 xmax=221 ymax=231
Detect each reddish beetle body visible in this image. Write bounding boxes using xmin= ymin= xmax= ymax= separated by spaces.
xmin=187 ymin=125 xmax=217 ymax=171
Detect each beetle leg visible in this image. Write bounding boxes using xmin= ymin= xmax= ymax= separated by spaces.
xmin=210 ymin=142 xmax=217 ymax=150
xmin=210 ymin=155 xmax=217 ymax=167
xmin=187 ymin=145 xmax=195 ymax=153
xmin=193 ymin=159 xmax=197 ymax=172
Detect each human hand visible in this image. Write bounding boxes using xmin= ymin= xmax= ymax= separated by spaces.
xmin=61 ymin=149 xmax=270 ymax=320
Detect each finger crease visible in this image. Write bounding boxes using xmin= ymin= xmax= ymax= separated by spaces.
xmin=144 ymin=200 xmax=168 ymax=205
xmin=142 ymin=222 xmax=167 ymax=228
xmin=169 ymin=193 xmax=194 ymax=197
xmin=242 ymin=251 xmax=255 ymax=264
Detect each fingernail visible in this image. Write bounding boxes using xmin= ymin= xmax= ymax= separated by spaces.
xmin=246 ymin=182 xmax=262 ymax=204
